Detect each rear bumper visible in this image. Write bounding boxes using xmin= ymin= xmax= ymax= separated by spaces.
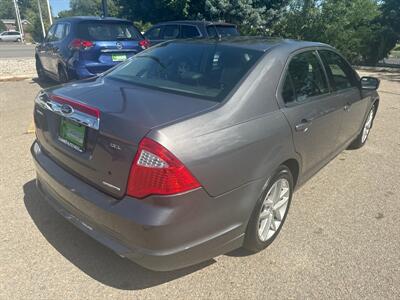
xmin=31 ymin=141 xmax=254 ymax=271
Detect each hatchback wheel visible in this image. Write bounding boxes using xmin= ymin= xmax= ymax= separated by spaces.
xmin=36 ymin=58 xmax=47 ymax=82
xmin=349 ymin=105 xmax=376 ymax=149
xmin=244 ymin=165 xmax=293 ymax=252
xmin=58 ymin=65 xmax=69 ymax=83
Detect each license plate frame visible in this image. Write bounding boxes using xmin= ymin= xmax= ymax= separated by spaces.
xmin=111 ymin=54 xmax=127 ymax=62
xmin=58 ymin=118 xmax=86 ymax=152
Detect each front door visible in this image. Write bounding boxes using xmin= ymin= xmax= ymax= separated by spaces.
xmin=318 ymin=49 xmax=370 ymax=146
xmin=279 ymin=50 xmax=344 ymax=178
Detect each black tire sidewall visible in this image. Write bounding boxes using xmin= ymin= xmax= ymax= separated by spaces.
xmin=36 ymin=58 xmax=46 ymax=81
xmin=58 ymin=65 xmax=68 ymax=83
xmin=244 ymin=165 xmax=294 ymax=252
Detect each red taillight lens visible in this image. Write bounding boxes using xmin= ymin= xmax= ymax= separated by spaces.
xmin=50 ymin=95 xmax=100 ymax=118
xmin=127 ymin=137 xmax=200 ymax=199
xmin=138 ymin=39 xmax=150 ymax=49
xmin=69 ymin=39 xmax=94 ymax=50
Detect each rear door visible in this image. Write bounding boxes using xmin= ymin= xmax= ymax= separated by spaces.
xmin=38 ymin=25 xmax=57 ymax=72
xmin=278 ymin=49 xmax=344 ymax=177
xmin=318 ymin=49 xmax=368 ymax=145
xmin=48 ymin=23 xmax=66 ymax=74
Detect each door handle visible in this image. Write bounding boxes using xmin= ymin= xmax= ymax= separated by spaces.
xmin=295 ymin=119 xmax=312 ymax=132
xmin=344 ymin=103 xmax=352 ymax=112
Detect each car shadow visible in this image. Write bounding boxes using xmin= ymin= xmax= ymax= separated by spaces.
xmin=29 ymin=77 xmax=59 ymax=89
xmin=23 ymin=180 xmax=214 ymax=290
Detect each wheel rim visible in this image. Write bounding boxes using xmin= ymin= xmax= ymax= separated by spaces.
xmin=258 ymin=178 xmax=290 ymax=242
xmin=362 ymin=108 xmax=374 ymax=143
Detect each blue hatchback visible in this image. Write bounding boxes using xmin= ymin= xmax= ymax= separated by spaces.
xmin=35 ymin=16 xmax=150 ymax=83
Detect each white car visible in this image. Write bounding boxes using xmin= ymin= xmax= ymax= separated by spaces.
xmin=0 ymin=31 xmax=22 ymax=42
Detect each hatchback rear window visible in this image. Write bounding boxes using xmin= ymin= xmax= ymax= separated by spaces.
xmin=78 ymin=21 xmax=142 ymax=41
xmin=207 ymin=25 xmax=239 ymax=38
xmin=106 ymin=42 xmax=263 ymax=102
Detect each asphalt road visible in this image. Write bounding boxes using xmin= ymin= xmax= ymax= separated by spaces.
xmin=0 ymin=73 xmax=399 ymax=299
xmin=0 ymin=42 xmax=35 ymax=58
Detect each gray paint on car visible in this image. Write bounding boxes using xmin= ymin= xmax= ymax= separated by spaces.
xmin=31 ymin=37 xmax=379 ymax=270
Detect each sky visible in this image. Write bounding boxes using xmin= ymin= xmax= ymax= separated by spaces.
xmin=50 ymin=0 xmax=70 ymax=16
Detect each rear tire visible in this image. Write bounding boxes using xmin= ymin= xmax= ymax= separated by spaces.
xmin=36 ymin=58 xmax=48 ymax=82
xmin=348 ymin=104 xmax=376 ymax=149
xmin=244 ymin=165 xmax=294 ymax=252
xmin=16 ymin=38 xmax=21 ymax=42
xmin=58 ymin=64 xmax=69 ymax=83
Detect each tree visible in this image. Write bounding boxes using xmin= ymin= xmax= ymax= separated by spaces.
xmin=58 ymin=0 xmax=120 ymax=18
xmin=0 ymin=0 xmax=15 ymax=19
xmin=363 ymin=0 xmax=400 ymax=64
xmin=0 ymin=19 xmax=6 ymax=32
xmin=203 ymin=0 xmax=289 ymax=34
xmin=117 ymin=0 xmax=191 ymax=23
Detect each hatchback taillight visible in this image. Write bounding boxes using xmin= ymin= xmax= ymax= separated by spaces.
xmin=69 ymin=39 xmax=94 ymax=50
xmin=138 ymin=39 xmax=150 ymax=50
xmin=127 ymin=137 xmax=200 ymax=199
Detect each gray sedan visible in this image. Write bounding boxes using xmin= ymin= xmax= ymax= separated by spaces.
xmin=31 ymin=37 xmax=379 ymax=271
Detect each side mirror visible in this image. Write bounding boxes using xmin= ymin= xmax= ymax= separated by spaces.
xmin=360 ymin=76 xmax=380 ymax=90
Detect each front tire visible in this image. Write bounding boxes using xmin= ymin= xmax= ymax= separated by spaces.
xmin=244 ymin=165 xmax=294 ymax=252
xmin=348 ymin=105 xmax=376 ymax=149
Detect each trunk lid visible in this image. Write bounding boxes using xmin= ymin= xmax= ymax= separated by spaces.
xmin=33 ymin=77 xmax=216 ymax=198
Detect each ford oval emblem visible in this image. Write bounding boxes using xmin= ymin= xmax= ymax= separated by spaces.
xmin=116 ymin=42 xmax=123 ymax=49
xmin=61 ymin=104 xmax=73 ymax=115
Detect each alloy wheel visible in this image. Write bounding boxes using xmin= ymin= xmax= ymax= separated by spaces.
xmin=362 ymin=108 xmax=374 ymax=143
xmin=258 ymin=178 xmax=290 ymax=242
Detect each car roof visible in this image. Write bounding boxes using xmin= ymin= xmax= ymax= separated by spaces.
xmin=165 ymin=36 xmax=330 ymax=52
xmin=55 ymin=16 xmax=131 ymax=23
xmin=152 ymin=20 xmax=236 ymax=27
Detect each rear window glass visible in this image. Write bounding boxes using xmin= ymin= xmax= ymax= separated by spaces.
xmin=207 ymin=25 xmax=239 ymax=37
xmin=106 ymin=42 xmax=263 ymax=102
xmin=78 ymin=21 xmax=142 ymax=41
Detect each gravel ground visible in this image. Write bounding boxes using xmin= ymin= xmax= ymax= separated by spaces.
xmin=0 ymin=71 xmax=399 ymax=299
xmin=0 ymin=58 xmax=36 ymax=77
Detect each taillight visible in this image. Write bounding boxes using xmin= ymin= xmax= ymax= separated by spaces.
xmin=69 ymin=38 xmax=94 ymax=50
xmin=127 ymin=137 xmax=200 ymax=199
xmin=138 ymin=39 xmax=150 ymax=49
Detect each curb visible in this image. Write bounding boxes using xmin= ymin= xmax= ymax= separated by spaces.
xmin=0 ymin=75 xmax=36 ymax=82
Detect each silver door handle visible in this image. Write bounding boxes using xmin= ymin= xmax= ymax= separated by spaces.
xmin=295 ymin=119 xmax=312 ymax=132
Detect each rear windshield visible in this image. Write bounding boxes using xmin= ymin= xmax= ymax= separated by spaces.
xmin=77 ymin=21 xmax=142 ymax=41
xmin=207 ymin=25 xmax=239 ymax=38
xmin=106 ymin=42 xmax=263 ymax=102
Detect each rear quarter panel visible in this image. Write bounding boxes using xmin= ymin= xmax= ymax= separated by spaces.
xmin=149 ymin=49 xmax=299 ymax=197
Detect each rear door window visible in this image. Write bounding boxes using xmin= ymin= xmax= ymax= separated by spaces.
xmin=145 ymin=26 xmax=162 ymax=40
xmin=78 ymin=21 xmax=142 ymax=41
xmin=319 ymin=50 xmax=358 ymax=91
xmin=207 ymin=25 xmax=239 ymax=37
xmin=162 ymin=25 xmax=179 ymax=39
xmin=282 ymin=51 xmax=329 ymax=104
xmin=181 ymin=25 xmax=201 ymax=38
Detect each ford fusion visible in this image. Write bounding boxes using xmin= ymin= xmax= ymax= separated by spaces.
xmin=31 ymin=37 xmax=379 ymax=271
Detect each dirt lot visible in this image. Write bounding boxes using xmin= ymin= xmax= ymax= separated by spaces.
xmin=0 ymin=72 xmax=399 ymax=299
